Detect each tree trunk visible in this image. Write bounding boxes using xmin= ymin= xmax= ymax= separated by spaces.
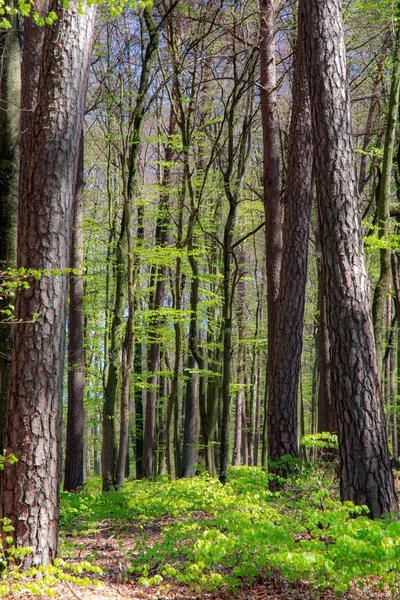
xmin=267 ymin=0 xmax=312 ymax=475
xmin=181 ymin=354 xmax=197 ymax=477
xmin=1 ymin=0 xmax=96 ymax=564
xmin=130 ymin=7 xmax=160 ymax=480
xmin=64 ymin=134 xmax=85 ymax=492
xmin=305 ymin=0 xmax=398 ymax=518
xmin=316 ymin=235 xmax=336 ymax=434
xmin=372 ymin=3 xmax=400 ymax=371
xmin=232 ymin=247 xmax=246 ymax=466
xmin=0 ymin=15 xmax=20 ymax=452
xmin=102 ymin=214 xmax=126 ymax=491
xmin=260 ymin=0 xmax=282 ymax=427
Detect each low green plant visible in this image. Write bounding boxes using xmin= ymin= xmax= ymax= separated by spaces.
xmin=60 ymin=467 xmax=400 ymax=597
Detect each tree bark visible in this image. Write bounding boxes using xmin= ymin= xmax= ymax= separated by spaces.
xmin=305 ymin=0 xmax=398 ymax=518
xmin=64 ymin=134 xmax=85 ymax=492
xmin=260 ymin=0 xmax=282 ymax=421
xmin=0 ymin=14 xmax=20 ymax=452
xmin=1 ymin=0 xmax=96 ymax=564
xmin=267 ymin=0 xmax=313 ymax=473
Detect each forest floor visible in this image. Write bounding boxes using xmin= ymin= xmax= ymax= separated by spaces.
xmin=10 ymin=466 xmax=400 ymax=600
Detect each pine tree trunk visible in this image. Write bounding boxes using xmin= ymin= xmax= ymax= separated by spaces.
xmin=1 ymin=0 xmax=96 ymax=564
xmin=267 ymin=0 xmax=312 ymax=475
xmin=305 ymin=0 xmax=398 ymax=518
xmin=64 ymin=134 xmax=85 ymax=492
xmin=260 ymin=0 xmax=282 ymax=426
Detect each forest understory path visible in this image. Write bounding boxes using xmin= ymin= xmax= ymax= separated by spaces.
xmin=13 ymin=517 xmax=396 ymax=600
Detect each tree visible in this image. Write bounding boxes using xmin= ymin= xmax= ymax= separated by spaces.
xmin=267 ymin=0 xmax=313 ymax=474
xmin=372 ymin=3 xmax=400 ymax=370
xmin=305 ymin=0 xmax=398 ymax=519
xmin=64 ymin=134 xmax=85 ymax=492
xmin=0 ymin=0 xmax=96 ymax=564
xmin=0 ymin=13 xmax=20 ymax=451
xmin=259 ymin=0 xmax=282 ymax=469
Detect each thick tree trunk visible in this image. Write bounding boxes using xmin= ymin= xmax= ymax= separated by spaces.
xmin=64 ymin=134 xmax=85 ymax=492
xmin=305 ymin=0 xmax=398 ymax=518
xmin=1 ymin=0 xmax=96 ymax=564
xmin=267 ymin=0 xmax=312 ymax=474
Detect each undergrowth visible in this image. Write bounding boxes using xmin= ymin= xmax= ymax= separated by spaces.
xmin=60 ymin=464 xmax=400 ymax=597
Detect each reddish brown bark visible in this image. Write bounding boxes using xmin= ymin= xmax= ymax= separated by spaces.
xmin=306 ymin=0 xmax=398 ymax=518
xmin=1 ymin=0 xmax=96 ymax=564
xmin=259 ymin=1 xmax=282 ymax=444
xmin=267 ymin=0 xmax=313 ymax=469
xmin=64 ymin=134 xmax=85 ymax=492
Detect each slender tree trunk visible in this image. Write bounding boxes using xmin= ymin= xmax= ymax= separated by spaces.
xmin=219 ymin=195 xmax=237 ymax=483
xmin=372 ymin=3 xmax=400 ymax=371
xmin=102 ymin=215 xmax=126 ymax=491
xmin=1 ymin=0 xmax=96 ymax=563
xmin=390 ymin=326 xmax=397 ymax=456
xmin=260 ymin=0 xmax=282 ymax=432
xmin=181 ymin=354 xmax=197 ymax=477
xmin=131 ymin=7 xmax=160 ymax=480
xmin=358 ymin=59 xmax=383 ymax=198
xmin=305 ymin=0 xmax=398 ymax=518
xmin=253 ymin=354 xmax=262 ymax=466
xmin=317 ymin=236 xmax=336 ymax=434
xmin=166 ymin=246 xmax=183 ymax=478
xmin=93 ymin=422 xmax=100 ymax=476
xmin=232 ymin=247 xmax=246 ymax=466
xmin=0 ymin=15 xmax=20 ymax=452
xmin=134 ymin=210 xmax=144 ymax=479
xmin=394 ymin=326 xmax=399 ymax=458
xmin=64 ymin=134 xmax=85 ymax=492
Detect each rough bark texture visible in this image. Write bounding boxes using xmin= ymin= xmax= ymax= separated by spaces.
xmin=305 ymin=0 xmax=398 ymax=518
xmin=259 ymin=0 xmax=282 ymax=411
xmin=267 ymin=0 xmax=312 ymax=468
xmin=1 ymin=0 xmax=96 ymax=564
xmin=0 ymin=16 xmax=20 ymax=451
xmin=64 ymin=134 xmax=85 ymax=492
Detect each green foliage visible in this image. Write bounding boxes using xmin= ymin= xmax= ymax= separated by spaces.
xmin=60 ymin=468 xmax=400 ymax=596
xmin=300 ymin=432 xmax=339 ymax=450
